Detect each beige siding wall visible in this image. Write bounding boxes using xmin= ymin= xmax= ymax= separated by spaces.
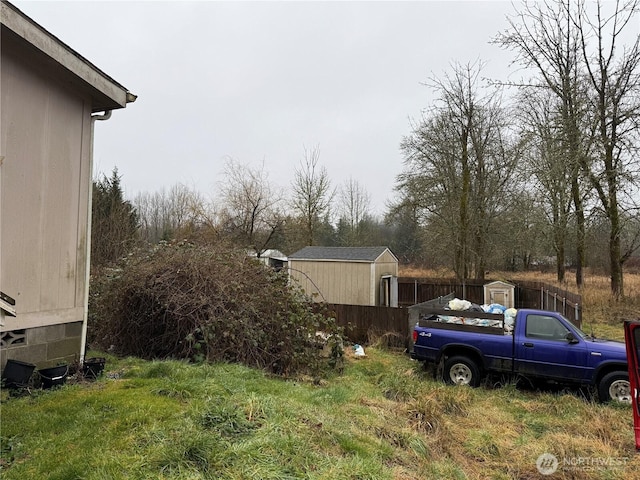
xmin=1 ymin=49 xmax=90 ymax=333
xmin=289 ymin=260 xmax=374 ymax=305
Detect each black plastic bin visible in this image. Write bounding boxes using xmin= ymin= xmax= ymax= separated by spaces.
xmin=38 ymin=364 xmax=69 ymax=389
xmin=82 ymin=357 xmax=106 ymax=379
xmin=2 ymin=359 xmax=36 ymax=388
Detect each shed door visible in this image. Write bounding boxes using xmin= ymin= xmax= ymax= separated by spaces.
xmin=491 ymin=290 xmax=508 ymax=306
xmin=380 ymin=275 xmax=398 ymax=308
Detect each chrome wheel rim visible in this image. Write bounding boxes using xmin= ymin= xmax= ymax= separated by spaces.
xmin=609 ymin=379 xmax=631 ymax=403
xmin=449 ymin=363 xmax=472 ymax=385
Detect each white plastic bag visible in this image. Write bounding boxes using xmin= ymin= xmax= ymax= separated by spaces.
xmin=448 ymin=298 xmax=472 ymax=311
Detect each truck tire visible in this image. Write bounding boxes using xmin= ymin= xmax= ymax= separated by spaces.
xmin=443 ymin=356 xmax=481 ymax=387
xmin=598 ymin=371 xmax=631 ymax=403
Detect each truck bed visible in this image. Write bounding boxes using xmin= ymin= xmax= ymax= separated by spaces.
xmin=416 ymin=307 xmax=508 ymax=335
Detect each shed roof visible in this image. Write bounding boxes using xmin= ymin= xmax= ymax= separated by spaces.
xmin=1 ymin=1 xmax=136 ymax=112
xmin=262 ymin=249 xmax=287 ymax=261
xmin=247 ymin=249 xmax=288 ymax=261
xmin=484 ymin=281 xmax=515 ymax=288
xmin=289 ymin=246 xmax=396 ymax=263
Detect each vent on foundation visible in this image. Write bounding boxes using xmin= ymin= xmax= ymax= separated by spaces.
xmin=1 ymin=329 xmax=26 ymax=347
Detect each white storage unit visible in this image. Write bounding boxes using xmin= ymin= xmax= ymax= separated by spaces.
xmin=483 ymin=281 xmax=515 ymax=308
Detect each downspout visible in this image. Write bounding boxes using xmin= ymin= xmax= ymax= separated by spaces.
xmin=80 ymin=110 xmax=112 ymax=366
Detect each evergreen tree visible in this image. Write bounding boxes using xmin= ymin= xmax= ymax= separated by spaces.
xmin=91 ymin=167 xmax=138 ymax=269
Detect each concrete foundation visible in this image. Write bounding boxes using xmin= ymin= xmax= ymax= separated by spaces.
xmin=1 ymin=322 xmax=82 ymax=370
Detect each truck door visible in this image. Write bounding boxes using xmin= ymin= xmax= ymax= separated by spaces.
xmin=515 ymin=313 xmax=588 ymax=381
xmin=623 ymin=321 xmax=640 ymax=451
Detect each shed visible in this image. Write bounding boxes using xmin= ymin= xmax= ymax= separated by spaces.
xmin=0 ymin=1 xmax=136 ymax=370
xmin=483 ymin=281 xmax=515 ymax=309
xmin=249 ymin=249 xmax=288 ymax=271
xmin=288 ymin=246 xmax=398 ymax=306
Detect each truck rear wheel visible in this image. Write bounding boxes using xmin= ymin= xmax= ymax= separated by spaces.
xmin=443 ymin=356 xmax=481 ymax=387
xmin=598 ymin=371 xmax=631 ymax=403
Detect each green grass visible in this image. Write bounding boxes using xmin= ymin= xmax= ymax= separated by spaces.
xmin=1 ymin=345 xmax=639 ymax=480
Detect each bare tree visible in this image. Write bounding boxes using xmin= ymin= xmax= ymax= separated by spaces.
xmin=516 ymin=88 xmax=578 ymax=282
xmin=384 ymin=196 xmax=426 ymax=266
xmin=494 ymin=0 xmax=592 ymax=286
xmin=577 ymin=0 xmax=640 ymax=297
xmin=495 ymin=0 xmax=640 ymax=296
xmin=498 ymin=189 xmax=549 ymax=271
xmin=398 ymin=61 xmax=519 ymax=279
xmin=218 ymin=158 xmax=284 ymax=256
xmin=290 ymin=145 xmax=335 ymax=246
xmin=336 ymin=177 xmax=371 ymax=246
xmin=134 ymin=184 xmax=206 ymax=243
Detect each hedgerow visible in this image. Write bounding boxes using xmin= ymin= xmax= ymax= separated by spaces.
xmin=88 ymin=241 xmax=342 ymax=376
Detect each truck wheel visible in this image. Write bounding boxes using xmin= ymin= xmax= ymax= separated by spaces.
xmin=443 ymin=356 xmax=481 ymax=387
xmin=598 ymin=372 xmax=631 ymax=403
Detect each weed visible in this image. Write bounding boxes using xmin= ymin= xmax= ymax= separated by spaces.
xmin=464 ymin=430 xmax=502 ymax=460
xmin=200 ymin=403 xmax=258 ymax=438
xmin=309 ymin=385 xmax=352 ymax=405
xmin=405 ymin=396 xmax=443 ymax=434
xmin=151 ymin=430 xmax=224 ymax=476
xmin=136 ymin=361 xmax=176 ymax=379
xmin=375 ymin=369 xmax=421 ymax=402
xmin=432 ymin=384 xmax=472 ymax=415
xmin=0 ymin=436 xmax=17 ymax=469
xmin=151 ymin=386 xmax=193 ymax=400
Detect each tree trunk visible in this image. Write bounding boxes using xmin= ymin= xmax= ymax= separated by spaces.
xmin=608 ymin=187 xmax=623 ymax=298
xmin=556 ymin=244 xmax=566 ymax=283
xmin=572 ymin=177 xmax=585 ymax=287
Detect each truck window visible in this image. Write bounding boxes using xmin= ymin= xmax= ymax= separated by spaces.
xmin=525 ymin=314 xmax=569 ymax=341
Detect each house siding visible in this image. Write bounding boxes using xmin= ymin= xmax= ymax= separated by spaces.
xmin=1 ymin=18 xmax=96 ymax=369
xmin=1 ymin=2 xmax=134 ymax=372
xmin=1 ymin=48 xmax=90 ymax=331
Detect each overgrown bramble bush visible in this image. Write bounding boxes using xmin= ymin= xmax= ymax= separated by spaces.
xmin=89 ymin=240 xmax=342 ymax=376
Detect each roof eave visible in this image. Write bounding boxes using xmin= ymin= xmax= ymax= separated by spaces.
xmin=290 ymin=257 xmax=373 ymax=263
xmin=376 ymin=248 xmax=399 ymax=264
xmin=1 ymin=1 xmax=135 ymax=112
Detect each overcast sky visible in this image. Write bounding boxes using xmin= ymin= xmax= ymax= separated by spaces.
xmin=14 ymin=0 xmax=521 ymax=216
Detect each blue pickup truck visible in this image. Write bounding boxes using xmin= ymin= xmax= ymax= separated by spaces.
xmin=411 ymin=306 xmax=630 ymax=403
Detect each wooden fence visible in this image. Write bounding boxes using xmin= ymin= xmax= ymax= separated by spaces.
xmin=397 ymin=277 xmax=582 ymax=326
xmin=319 ymin=278 xmax=583 ymax=345
xmin=322 ymin=303 xmax=409 ymax=346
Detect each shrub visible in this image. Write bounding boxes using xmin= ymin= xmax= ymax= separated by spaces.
xmin=89 ymin=240 xmax=341 ymax=376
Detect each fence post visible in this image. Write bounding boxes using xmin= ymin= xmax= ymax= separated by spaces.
xmin=553 ymin=292 xmax=557 ymax=311
xmin=414 ymin=279 xmax=417 ymax=305
xmin=541 ymin=286 xmax=544 ymax=309
xmin=562 ymin=297 xmax=566 ymax=316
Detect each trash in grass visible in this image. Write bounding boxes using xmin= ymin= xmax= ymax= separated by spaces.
xmin=353 ymin=344 xmax=366 ymax=357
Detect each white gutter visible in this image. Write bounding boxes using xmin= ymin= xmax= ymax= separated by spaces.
xmin=79 ymin=110 xmax=112 ymax=365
